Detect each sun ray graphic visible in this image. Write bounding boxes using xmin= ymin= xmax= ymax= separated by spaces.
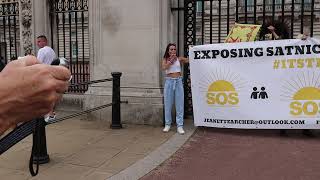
xmin=293 ymin=87 xmax=320 ymax=100
xmin=197 ymin=67 xmax=247 ymax=95
xmin=315 ymin=71 xmax=320 ymax=88
xmin=281 ymin=71 xmax=320 ymax=101
xmin=225 ymin=69 xmax=231 ymax=83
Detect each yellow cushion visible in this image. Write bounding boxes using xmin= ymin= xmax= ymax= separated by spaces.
xmin=225 ymin=23 xmax=261 ymax=43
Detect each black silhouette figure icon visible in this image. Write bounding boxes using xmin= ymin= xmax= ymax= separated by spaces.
xmin=250 ymin=87 xmax=259 ymax=99
xmin=258 ymin=87 xmax=268 ymax=99
xmin=251 ymin=86 xmax=269 ymax=99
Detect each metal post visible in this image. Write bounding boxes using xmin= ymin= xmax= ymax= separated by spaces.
xmin=32 ymin=118 xmax=50 ymax=164
xmin=110 ymin=72 xmax=122 ymax=129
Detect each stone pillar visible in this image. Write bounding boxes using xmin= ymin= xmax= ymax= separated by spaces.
xmin=19 ymin=0 xmax=51 ymax=56
xmin=89 ymin=0 xmax=102 ymax=78
xmin=84 ymin=0 xmax=172 ymax=126
xmin=19 ymin=0 xmax=34 ymax=55
xmin=31 ymin=0 xmax=51 ymax=53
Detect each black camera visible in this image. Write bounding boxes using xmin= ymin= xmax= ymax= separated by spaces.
xmin=51 ymin=57 xmax=70 ymax=68
xmin=51 ymin=57 xmax=72 ymax=81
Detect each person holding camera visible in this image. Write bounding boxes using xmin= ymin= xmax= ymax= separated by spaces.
xmin=0 ymin=56 xmax=71 ymax=134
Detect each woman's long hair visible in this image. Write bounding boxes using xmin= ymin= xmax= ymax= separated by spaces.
xmin=163 ymin=43 xmax=176 ymax=59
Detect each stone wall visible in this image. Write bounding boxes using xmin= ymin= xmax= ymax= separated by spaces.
xmin=82 ymin=0 xmax=172 ymax=126
xmin=29 ymin=0 xmax=175 ymax=126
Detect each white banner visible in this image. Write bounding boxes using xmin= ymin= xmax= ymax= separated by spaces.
xmin=190 ymin=38 xmax=320 ymax=129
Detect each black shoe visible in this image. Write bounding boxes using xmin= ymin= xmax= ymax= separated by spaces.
xmin=302 ymin=130 xmax=315 ymax=137
xmin=280 ymin=130 xmax=288 ymax=137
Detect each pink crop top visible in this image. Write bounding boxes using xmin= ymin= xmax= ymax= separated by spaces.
xmin=165 ymin=58 xmax=181 ymax=74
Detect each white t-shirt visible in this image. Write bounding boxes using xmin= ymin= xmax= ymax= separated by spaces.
xmin=37 ymin=46 xmax=56 ymax=65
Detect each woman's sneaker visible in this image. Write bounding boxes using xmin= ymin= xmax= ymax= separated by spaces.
xmin=163 ymin=125 xmax=171 ymax=132
xmin=177 ymin=127 xmax=185 ymax=134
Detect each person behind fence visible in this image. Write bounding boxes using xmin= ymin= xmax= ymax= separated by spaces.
xmin=0 ymin=56 xmax=71 ymax=134
xmin=259 ymin=19 xmax=289 ymax=40
xmin=260 ymin=20 xmax=288 ymax=136
xmin=296 ymin=27 xmax=315 ymax=137
xmin=260 ymin=20 xmax=314 ymax=137
xmin=162 ymin=43 xmax=189 ymax=135
xmin=36 ymin=35 xmax=57 ymax=122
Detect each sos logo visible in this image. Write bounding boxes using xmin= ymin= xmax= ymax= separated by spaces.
xmin=206 ymin=80 xmax=239 ymax=106
xmin=289 ymin=87 xmax=320 ymax=116
xmin=207 ymin=92 xmax=239 ymax=105
xmin=290 ymin=101 xmax=320 ymax=116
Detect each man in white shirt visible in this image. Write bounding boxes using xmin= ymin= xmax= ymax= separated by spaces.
xmin=36 ymin=35 xmax=56 ymax=65
xmin=36 ymin=35 xmax=57 ymax=121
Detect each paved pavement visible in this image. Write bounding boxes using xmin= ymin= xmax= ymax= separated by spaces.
xmin=0 ymin=110 xmax=195 ymax=180
xmin=4 ymin=111 xmax=320 ymax=180
xmin=141 ymin=127 xmax=320 ymax=180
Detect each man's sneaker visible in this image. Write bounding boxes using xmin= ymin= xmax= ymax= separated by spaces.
xmin=177 ymin=127 xmax=185 ymax=135
xmin=163 ymin=125 xmax=171 ymax=132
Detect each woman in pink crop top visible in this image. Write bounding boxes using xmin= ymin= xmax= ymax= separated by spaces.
xmin=162 ymin=43 xmax=188 ymax=78
xmin=161 ymin=43 xmax=189 ymax=134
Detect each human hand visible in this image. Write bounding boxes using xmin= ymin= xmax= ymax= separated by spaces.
xmin=267 ymin=25 xmax=275 ymax=32
xmin=296 ymin=33 xmax=309 ymax=40
xmin=301 ymin=34 xmax=308 ymax=40
xmin=0 ymin=56 xmax=71 ymax=129
xmin=264 ymin=33 xmax=273 ymax=40
xmin=168 ymin=54 xmax=177 ymax=64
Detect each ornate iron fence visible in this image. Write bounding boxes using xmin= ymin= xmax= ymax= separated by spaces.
xmin=49 ymin=0 xmax=90 ymax=93
xmin=0 ymin=2 xmax=19 ymax=65
xmin=181 ymin=0 xmax=320 ymax=115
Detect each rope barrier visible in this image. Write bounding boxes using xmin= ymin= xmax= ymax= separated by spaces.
xmin=69 ymin=78 xmax=113 ymax=87
xmin=1 ymin=59 xmax=122 ymax=177
xmin=0 ymin=102 xmax=114 ymax=156
xmin=47 ymin=103 xmax=113 ymax=124
xmin=0 ymin=78 xmax=117 ymax=156
xmin=120 ymin=86 xmax=163 ymax=89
